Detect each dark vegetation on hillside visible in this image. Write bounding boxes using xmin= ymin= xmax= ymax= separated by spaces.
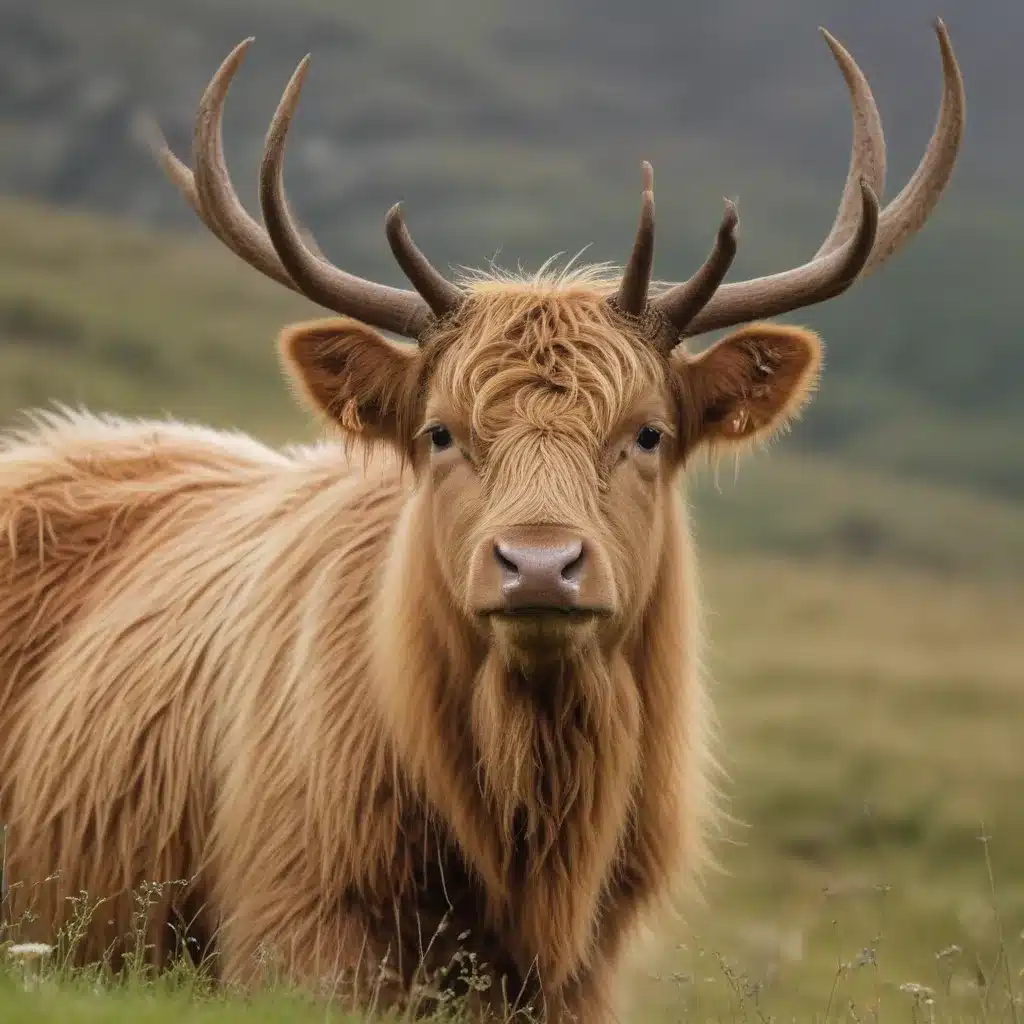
xmin=0 ymin=0 xmax=1020 ymax=501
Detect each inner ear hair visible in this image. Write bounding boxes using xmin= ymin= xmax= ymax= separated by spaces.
xmin=278 ymin=317 xmax=422 ymax=449
xmin=673 ymin=322 xmax=823 ymax=450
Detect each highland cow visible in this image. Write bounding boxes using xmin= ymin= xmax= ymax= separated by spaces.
xmin=0 ymin=21 xmax=963 ymax=1023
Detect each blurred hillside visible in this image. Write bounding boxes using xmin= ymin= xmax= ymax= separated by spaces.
xmin=0 ymin=0 xmax=1021 ymax=499
xmin=1 ymin=195 xmax=1022 ymax=584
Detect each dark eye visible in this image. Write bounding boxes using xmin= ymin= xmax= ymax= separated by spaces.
xmin=636 ymin=426 xmax=662 ymax=452
xmin=429 ymin=425 xmax=453 ymax=451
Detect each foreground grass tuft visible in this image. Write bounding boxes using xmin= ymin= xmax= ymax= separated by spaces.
xmin=0 ymin=855 xmax=1020 ymax=1023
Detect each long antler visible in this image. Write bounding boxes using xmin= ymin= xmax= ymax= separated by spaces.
xmin=149 ymin=21 xmax=964 ymax=348
xmin=614 ymin=19 xmax=964 ymax=344
xmin=146 ymin=39 xmax=461 ymax=341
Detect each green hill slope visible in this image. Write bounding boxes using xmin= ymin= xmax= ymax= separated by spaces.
xmin=0 ymin=0 xmax=1022 ymax=501
xmin=0 ymin=195 xmax=1020 ymax=581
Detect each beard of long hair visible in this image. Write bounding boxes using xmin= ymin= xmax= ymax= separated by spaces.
xmin=469 ymin=641 xmax=642 ymax=982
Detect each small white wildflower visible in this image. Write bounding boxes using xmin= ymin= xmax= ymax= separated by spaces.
xmin=899 ymin=981 xmax=935 ymax=1000
xmin=6 ymin=942 xmax=53 ymax=960
xmin=856 ymin=947 xmax=877 ymax=967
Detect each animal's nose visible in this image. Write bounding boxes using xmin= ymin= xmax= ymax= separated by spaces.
xmin=492 ymin=527 xmax=586 ymax=611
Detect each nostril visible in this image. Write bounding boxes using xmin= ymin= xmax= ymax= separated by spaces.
xmin=494 ymin=542 xmax=520 ymax=578
xmin=560 ymin=543 xmax=585 ymax=584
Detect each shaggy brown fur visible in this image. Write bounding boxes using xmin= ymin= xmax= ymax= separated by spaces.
xmin=0 ymin=267 xmax=821 ymax=1022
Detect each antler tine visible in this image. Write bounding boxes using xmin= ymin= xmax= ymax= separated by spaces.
xmin=142 ymin=117 xmax=214 ymax=229
xmin=652 ymin=199 xmax=739 ymax=332
xmin=152 ymin=39 xmax=450 ymax=339
xmin=259 ymin=57 xmax=459 ymax=340
xmin=861 ymin=18 xmax=964 ymax=274
xmin=145 ymin=102 xmax=299 ymax=293
xmin=671 ymin=21 xmax=962 ymax=340
xmin=615 ymin=161 xmax=656 ymax=316
xmin=813 ymin=27 xmax=887 ymax=258
xmin=190 ymin=39 xmax=318 ymax=293
xmin=148 ymin=40 xmax=330 ymax=295
xmin=385 ymin=203 xmax=465 ymax=321
xmin=683 ymin=179 xmax=880 ymax=338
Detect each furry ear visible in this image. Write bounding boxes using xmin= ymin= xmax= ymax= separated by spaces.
xmin=672 ymin=323 xmax=823 ymax=449
xmin=278 ymin=318 xmax=420 ymax=446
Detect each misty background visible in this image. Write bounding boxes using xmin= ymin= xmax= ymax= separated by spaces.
xmin=1 ymin=0 xmax=1021 ymax=499
xmin=0 ymin=2 xmax=1021 ymax=1015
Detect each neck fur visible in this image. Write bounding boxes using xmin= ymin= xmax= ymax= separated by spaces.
xmin=371 ymin=494 xmax=644 ymax=985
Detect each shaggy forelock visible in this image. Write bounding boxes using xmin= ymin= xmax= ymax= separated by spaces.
xmin=429 ymin=266 xmax=668 ymax=449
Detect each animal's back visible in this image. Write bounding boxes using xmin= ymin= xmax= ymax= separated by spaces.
xmin=0 ymin=409 xmax=406 ymax=965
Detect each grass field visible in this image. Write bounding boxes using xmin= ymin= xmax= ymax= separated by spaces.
xmin=0 ymin=197 xmax=1021 ymax=1021
xmin=635 ymin=553 xmax=1023 ymax=1021
xmin=2 ymin=554 xmax=1021 ymax=1020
